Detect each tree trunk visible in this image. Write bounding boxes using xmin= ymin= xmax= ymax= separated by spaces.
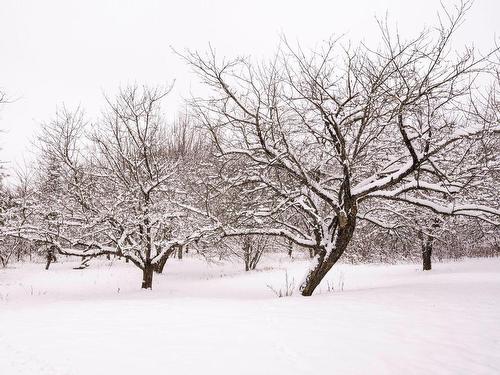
xmin=142 ymin=263 xmax=154 ymax=289
xmin=154 ymin=256 xmax=168 ymax=273
xmin=419 ymin=228 xmax=433 ymax=271
xmin=422 ymin=242 xmax=432 ymax=271
xmin=154 ymin=248 xmax=174 ymax=274
xmin=300 ymin=246 xmax=345 ymax=296
xmin=249 ymin=253 xmax=259 ymax=270
xmin=300 ymin=211 xmax=357 ymax=296
xmin=45 ymin=246 xmax=56 ymax=270
xmin=243 ymin=236 xmax=251 ymax=271
xmin=45 ymin=253 xmax=53 ymax=270
xmin=177 ymin=245 xmax=183 ymax=260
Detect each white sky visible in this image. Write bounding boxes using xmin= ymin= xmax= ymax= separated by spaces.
xmin=0 ymin=0 xmax=498 ymax=179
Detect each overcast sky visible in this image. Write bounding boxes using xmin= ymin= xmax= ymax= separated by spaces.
xmin=0 ymin=0 xmax=498 ymax=180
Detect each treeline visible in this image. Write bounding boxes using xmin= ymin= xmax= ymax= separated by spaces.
xmin=0 ymin=3 xmax=499 ymax=295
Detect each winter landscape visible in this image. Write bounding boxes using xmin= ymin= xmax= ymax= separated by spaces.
xmin=1 ymin=257 xmax=499 ymax=375
xmin=1 ymin=1 xmax=499 ymax=374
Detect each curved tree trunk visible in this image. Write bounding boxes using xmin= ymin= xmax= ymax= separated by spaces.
xmin=154 ymin=247 xmax=175 ymax=274
xmin=249 ymin=249 xmax=263 ymax=270
xmin=300 ymin=210 xmax=357 ymax=296
xmin=154 ymin=255 xmax=168 ymax=274
xmin=300 ymin=242 xmax=352 ymax=296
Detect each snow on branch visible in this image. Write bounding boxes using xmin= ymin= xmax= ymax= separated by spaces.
xmin=222 ymin=227 xmax=316 ymax=248
xmin=366 ymin=194 xmax=500 ymax=225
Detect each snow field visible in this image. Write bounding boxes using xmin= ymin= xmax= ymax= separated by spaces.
xmin=1 ymin=256 xmax=499 ymax=375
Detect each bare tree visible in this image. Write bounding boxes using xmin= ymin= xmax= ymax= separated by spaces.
xmin=220 ymin=235 xmax=270 ymax=271
xmin=7 ymin=86 xmax=221 ymax=289
xmin=185 ymin=2 xmax=500 ymax=295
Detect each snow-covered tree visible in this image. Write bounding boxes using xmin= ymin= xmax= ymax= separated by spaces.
xmin=185 ymin=3 xmax=500 ymax=295
xmin=9 ymin=86 xmax=221 ymax=289
xmin=218 ymin=235 xmax=270 ymax=271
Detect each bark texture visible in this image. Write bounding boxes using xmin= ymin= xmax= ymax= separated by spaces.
xmin=142 ymin=263 xmax=154 ymax=289
xmin=300 ymin=205 xmax=357 ymax=296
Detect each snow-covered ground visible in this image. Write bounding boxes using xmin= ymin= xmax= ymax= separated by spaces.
xmin=1 ymin=255 xmax=499 ymax=375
